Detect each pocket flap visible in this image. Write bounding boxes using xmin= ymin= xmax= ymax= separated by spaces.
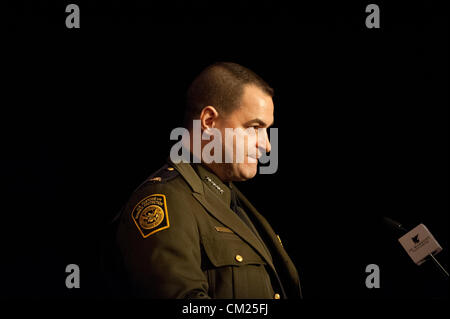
xmin=202 ymin=234 xmax=266 ymax=267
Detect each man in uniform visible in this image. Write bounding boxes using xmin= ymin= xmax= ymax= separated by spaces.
xmin=113 ymin=62 xmax=302 ymax=299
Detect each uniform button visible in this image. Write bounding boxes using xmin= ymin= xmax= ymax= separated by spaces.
xmin=167 ymin=167 xmax=174 ymax=171
xmin=235 ymin=254 xmax=243 ymax=262
xmin=274 ymin=293 xmax=281 ymax=299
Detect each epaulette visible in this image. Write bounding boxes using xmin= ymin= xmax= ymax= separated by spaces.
xmin=144 ymin=164 xmax=180 ymax=184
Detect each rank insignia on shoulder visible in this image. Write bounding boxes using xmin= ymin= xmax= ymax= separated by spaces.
xmin=277 ymin=234 xmax=283 ymax=247
xmin=131 ymin=194 xmax=170 ymax=238
xmin=145 ymin=165 xmax=179 ymax=184
xmin=214 ymin=226 xmax=234 ymax=233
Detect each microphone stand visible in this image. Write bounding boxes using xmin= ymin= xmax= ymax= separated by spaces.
xmin=429 ymin=253 xmax=449 ymax=279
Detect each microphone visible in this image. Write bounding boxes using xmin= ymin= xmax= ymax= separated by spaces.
xmin=383 ymin=216 xmax=408 ymax=233
xmin=383 ymin=217 xmax=449 ymax=279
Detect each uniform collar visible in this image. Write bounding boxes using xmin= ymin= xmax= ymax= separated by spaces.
xmin=192 ymin=164 xmax=232 ymax=208
xmin=167 ymin=159 xmax=203 ymax=194
xmin=167 ymin=159 xmax=233 ymax=207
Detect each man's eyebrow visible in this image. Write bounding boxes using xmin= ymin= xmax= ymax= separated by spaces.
xmin=243 ymin=119 xmax=274 ymax=127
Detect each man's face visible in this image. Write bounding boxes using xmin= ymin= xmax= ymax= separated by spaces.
xmin=215 ymin=84 xmax=274 ymax=182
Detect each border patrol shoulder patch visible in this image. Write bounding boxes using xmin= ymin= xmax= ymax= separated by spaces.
xmin=131 ymin=194 xmax=170 ymax=238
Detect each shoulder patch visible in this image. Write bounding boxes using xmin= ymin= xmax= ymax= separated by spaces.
xmin=131 ymin=194 xmax=170 ymax=238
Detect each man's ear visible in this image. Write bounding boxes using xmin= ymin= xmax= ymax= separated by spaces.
xmin=199 ymin=106 xmax=219 ymax=130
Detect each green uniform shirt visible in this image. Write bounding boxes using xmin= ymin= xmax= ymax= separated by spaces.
xmin=115 ymin=160 xmax=302 ymax=299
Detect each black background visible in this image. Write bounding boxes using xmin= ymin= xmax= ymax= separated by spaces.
xmin=2 ymin=0 xmax=448 ymax=299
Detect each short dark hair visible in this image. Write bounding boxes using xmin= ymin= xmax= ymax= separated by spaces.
xmin=184 ymin=62 xmax=274 ymax=129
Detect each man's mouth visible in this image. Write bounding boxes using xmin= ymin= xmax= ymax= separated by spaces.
xmin=246 ymin=154 xmax=259 ymax=163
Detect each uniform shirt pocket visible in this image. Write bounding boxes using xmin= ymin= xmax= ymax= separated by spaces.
xmin=202 ymin=233 xmax=273 ymax=298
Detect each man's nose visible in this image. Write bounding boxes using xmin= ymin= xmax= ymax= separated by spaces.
xmin=257 ymin=129 xmax=271 ymax=154
xmin=265 ymin=130 xmax=271 ymax=153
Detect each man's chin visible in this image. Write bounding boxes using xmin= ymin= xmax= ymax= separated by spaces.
xmin=236 ymin=163 xmax=258 ymax=181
